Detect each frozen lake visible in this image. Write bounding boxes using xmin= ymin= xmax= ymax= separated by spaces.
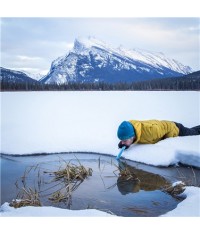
xmin=1 ymin=153 xmax=190 ymax=217
xmin=1 ymin=91 xmax=199 ymax=163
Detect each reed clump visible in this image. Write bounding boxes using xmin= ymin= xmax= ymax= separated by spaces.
xmin=48 ymin=191 xmax=68 ymax=203
xmin=45 ymin=161 xmax=93 ymax=205
xmin=119 ymin=167 xmax=138 ymax=181
xmin=52 ymin=164 xmax=93 ymax=182
xmin=163 ymin=182 xmax=186 ymax=196
xmin=9 ymin=187 xmax=41 ymax=208
xmin=10 ymin=158 xmax=93 ymax=208
xmin=117 ymin=162 xmax=139 ymax=181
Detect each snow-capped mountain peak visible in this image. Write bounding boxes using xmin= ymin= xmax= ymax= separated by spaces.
xmin=41 ymin=37 xmax=193 ymax=85
xmin=73 ymin=37 xmax=110 ymax=52
xmin=117 ymin=47 xmax=192 ymax=74
xmin=0 ymin=67 xmax=38 ymax=84
xmin=72 ymin=37 xmax=124 ymax=58
xmin=21 ymin=70 xmax=45 ymax=81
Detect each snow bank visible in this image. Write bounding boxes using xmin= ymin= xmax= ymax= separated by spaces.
xmin=1 ymin=91 xmax=199 ymax=168
xmin=161 ymin=186 xmax=200 ymax=217
xmin=0 ymin=203 xmax=115 ymax=217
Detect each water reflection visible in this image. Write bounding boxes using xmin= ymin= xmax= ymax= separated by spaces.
xmin=1 ymin=154 xmax=181 ymax=217
xmin=117 ymin=161 xmax=170 ymax=195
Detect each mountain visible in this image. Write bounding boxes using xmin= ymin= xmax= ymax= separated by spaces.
xmin=182 ymin=70 xmax=200 ymax=80
xmin=131 ymin=70 xmax=200 ymax=90
xmin=0 ymin=67 xmax=38 ymax=84
xmin=41 ymin=37 xmax=193 ymax=84
xmin=21 ymin=70 xmax=45 ymax=81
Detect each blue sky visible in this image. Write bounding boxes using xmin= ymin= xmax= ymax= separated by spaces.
xmin=1 ymin=17 xmax=199 ymax=75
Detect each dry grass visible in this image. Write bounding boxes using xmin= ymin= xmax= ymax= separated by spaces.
xmin=9 ymin=187 xmax=41 ymax=208
xmin=52 ymin=164 xmax=93 ymax=182
xmin=11 ymin=157 xmax=93 ymax=208
xmin=162 ymin=182 xmax=186 ymax=199
xmin=48 ymin=191 xmax=68 ymax=203
xmin=175 ymin=166 xmax=199 ymax=187
xmin=118 ymin=167 xmax=138 ymax=181
xmin=105 ymin=161 xmax=140 ymax=190
xmin=46 ymin=161 xmax=93 ymax=204
xmin=116 ymin=162 xmax=139 ymax=181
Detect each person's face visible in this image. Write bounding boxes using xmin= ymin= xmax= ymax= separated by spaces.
xmin=121 ymin=137 xmax=134 ymax=146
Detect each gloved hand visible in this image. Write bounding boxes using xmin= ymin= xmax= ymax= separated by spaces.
xmin=118 ymin=141 xmax=129 ymax=149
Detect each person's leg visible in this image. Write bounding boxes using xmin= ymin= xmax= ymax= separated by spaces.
xmin=174 ymin=122 xmax=200 ymax=136
xmin=191 ymin=126 xmax=200 ymax=133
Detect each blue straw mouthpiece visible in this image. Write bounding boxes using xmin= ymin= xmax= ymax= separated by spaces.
xmin=116 ymin=146 xmax=126 ymax=160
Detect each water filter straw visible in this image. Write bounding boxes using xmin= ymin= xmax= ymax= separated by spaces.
xmin=116 ymin=146 xmax=126 ymax=160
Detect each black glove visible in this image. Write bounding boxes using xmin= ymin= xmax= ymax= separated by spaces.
xmin=118 ymin=141 xmax=129 ymax=149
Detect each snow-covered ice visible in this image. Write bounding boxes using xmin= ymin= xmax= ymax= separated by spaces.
xmin=0 ymin=202 xmax=115 ymax=217
xmin=0 ymin=91 xmax=199 ymax=218
xmin=161 ymin=186 xmax=200 ymax=217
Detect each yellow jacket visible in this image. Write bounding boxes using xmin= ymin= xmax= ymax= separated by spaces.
xmin=129 ymin=120 xmax=179 ymax=144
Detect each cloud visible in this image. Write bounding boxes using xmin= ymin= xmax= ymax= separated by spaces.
xmin=188 ymin=26 xmax=200 ymax=32
xmin=17 ymin=55 xmax=43 ymax=61
xmin=1 ymin=17 xmax=199 ymax=73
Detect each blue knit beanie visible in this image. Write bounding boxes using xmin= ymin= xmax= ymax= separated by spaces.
xmin=117 ymin=121 xmax=135 ymax=140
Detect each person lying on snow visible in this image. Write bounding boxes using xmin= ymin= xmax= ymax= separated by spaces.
xmin=117 ymin=120 xmax=200 ymax=149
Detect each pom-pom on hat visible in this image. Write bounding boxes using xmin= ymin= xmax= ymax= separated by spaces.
xmin=117 ymin=121 xmax=135 ymax=140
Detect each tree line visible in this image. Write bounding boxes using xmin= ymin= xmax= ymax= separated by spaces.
xmin=1 ymin=74 xmax=199 ymax=91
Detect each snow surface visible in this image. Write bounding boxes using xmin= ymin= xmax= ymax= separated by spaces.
xmin=0 ymin=91 xmax=200 ymax=217
xmin=0 ymin=203 xmax=115 ymax=217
